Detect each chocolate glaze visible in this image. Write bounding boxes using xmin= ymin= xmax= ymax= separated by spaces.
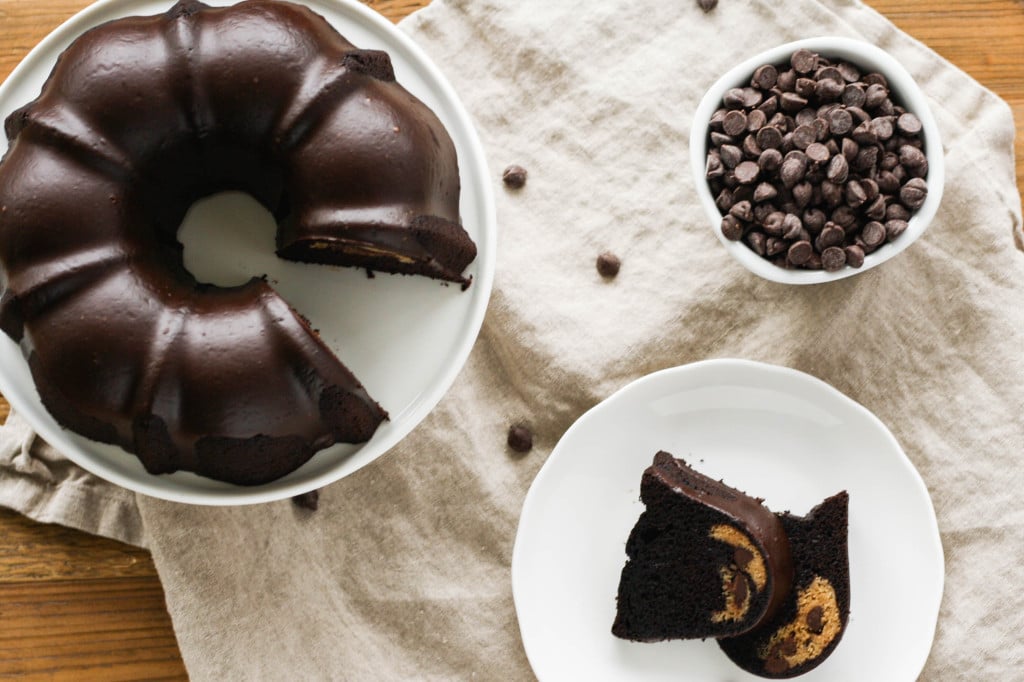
xmin=0 ymin=0 xmax=476 ymax=485
xmin=647 ymin=451 xmax=795 ymax=626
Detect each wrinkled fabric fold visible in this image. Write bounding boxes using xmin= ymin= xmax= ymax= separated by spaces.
xmin=1 ymin=0 xmax=1022 ymax=679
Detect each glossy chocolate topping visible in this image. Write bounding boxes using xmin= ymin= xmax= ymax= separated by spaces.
xmin=0 ymin=0 xmax=475 ymax=484
xmin=647 ymin=451 xmax=795 ymax=625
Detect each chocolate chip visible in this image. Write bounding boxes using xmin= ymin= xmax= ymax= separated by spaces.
xmin=790 ymin=48 xmax=818 ymax=74
xmin=729 ymin=200 xmax=754 ymax=222
xmin=507 ymin=424 xmax=533 ymax=452
xmin=722 ymin=110 xmax=748 ymax=137
xmin=752 ymin=64 xmax=778 ymax=90
xmin=821 ymin=246 xmax=846 ymax=271
xmin=758 ymin=147 xmax=783 ymax=172
xmin=734 ymin=160 xmax=760 ymax=185
xmin=705 ymin=153 xmax=725 ymax=179
xmin=899 ymin=177 xmax=928 ymax=209
xmin=596 ymin=251 xmax=621 ymax=278
xmin=733 ymin=546 xmax=754 ymax=568
xmin=864 ymin=82 xmax=889 ymax=109
xmin=836 ymin=60 xmax=861 ymax=83
xmin=844 ymin=243 xmax=865 ymax=268
xmin=805 ymin=142 xmax=830 ymax=164
xmin=292 ymin=489 xmax=320 ymax=511
xmin=825 ymin=154 xmax=849 ymax=183
xmin=764 ymin=654 xmax=789 ymax=675
xmin=841 ymin=83 xmax=866 ymax=108
xmin=780 ymin=633 xmax=798 ymax=656
xmin=779 ymin=91 xmax=809 ymax=113
xmin=791 ymin=124 xmax=817 ymax=150
xmin=826 ymin=108 xmax=853 ymax=136
xmin=502 ymin=164 xmax=528 ymax=189
xmin=746 ymin=108 xmax=768 ymax=132
xmin=806 ymin=605 xmax=826 ymax=634
xmin=719 ymin=144 xmax=743 ymax=168
xmin=899 ymin=144 xmax=927 ymax=170
xmin=755 ymin=126 xmax=784 ymax=151
xmin=698 ymin=0 xmax=718 ymax=11
xmin=885 ymin=218 xmax=909 ymax=240
xmin=746 ymin=231 xmax=767 ymax=256
xmin=861 ymin=220 xmax=886 ymax=247
xmin=753 ymin=182 xmax=778 ymax=203
xmin=730 ymin=572 xmax=749 ymax=605
xmin=815 ymin=223 xmax=844 ymax=251
xmin=723 ymin=87 xmax=747 ymax=109
xmin=897 ymin=112 xmax=922 ymax=136
xmin=721 ymin=215 xmax=744 ymax=241
xmin=787 ymin=240 xmax=813 ymax=265
xmin=780 ymin=155 xmax=807 ymax=188
xmin=782 ymin=213 xmax=804 ymax=239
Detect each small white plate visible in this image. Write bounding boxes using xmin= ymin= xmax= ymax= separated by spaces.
xmin=0 ymin=0 xmax=495 ymax=505
xmin=512 ymin=359 xmax=943 ymax=681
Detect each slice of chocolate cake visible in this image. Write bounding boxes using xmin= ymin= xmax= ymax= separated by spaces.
xmin=612 ymin=452 xmax=794 ymax=641
xmin=718 ymin=492 xmax=850 ymax=678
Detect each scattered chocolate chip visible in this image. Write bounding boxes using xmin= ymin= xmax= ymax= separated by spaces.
xmin=501 ymin=164 xmax=528 ymax=189
xmin=507 ymin=424 xmax=533 ymax=453
xmin=698 ymin=0 xmax=718 ymax=11
xmin=292 ymin=489 xmax=320 ymax=511
xmin=596 ymin=251 xmax=621 ymax=278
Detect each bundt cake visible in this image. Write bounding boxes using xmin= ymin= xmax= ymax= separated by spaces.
xmin=0 ymin=0 xmax=477 ymax=485
xmin=612 ymin=452 xmax=795 ymax=641
xmin=718 ymin=492 xmax=851 ymax=678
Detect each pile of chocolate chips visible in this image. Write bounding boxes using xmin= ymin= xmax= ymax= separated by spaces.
xmin=705 ymin=48 xmax=929 ymax=272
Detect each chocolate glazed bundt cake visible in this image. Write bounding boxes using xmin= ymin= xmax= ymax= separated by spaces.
xmin=0 ymin=0 xmax=477 ymax=485
xmin=613 ymin=453 xmax=850 ymax=678
xmin=612 ymin=452 xmax=795 ymax=641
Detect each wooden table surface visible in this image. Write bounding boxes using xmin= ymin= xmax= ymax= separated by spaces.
xmin=0 ymin=0 xmax=1021 ymax=678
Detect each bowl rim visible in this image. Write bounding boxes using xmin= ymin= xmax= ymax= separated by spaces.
xmin=689 ymin=35 xmax=945 ymax=285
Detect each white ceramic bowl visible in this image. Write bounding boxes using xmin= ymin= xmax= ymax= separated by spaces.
xmin=690 ymin=36 xmax=944 ymax=285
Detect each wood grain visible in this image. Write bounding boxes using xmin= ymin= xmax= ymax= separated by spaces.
xmin=0 ymin=0 xmax=1021 ymax=678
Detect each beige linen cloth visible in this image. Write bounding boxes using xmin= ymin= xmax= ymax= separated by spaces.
xmin=1 ymin=0 xmax=1022 ymax=678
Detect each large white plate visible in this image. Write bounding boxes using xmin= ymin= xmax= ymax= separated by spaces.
xmin=0 ymin=0 xmax=495 ymax=505
xmin=512 ymin=359 xmax=943 ymax=682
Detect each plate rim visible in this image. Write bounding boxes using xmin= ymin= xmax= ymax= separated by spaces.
xmin=511 ymin=357 xmax=944 ymax=681
xmin=0 ymin=0 xmax=497 ymax=505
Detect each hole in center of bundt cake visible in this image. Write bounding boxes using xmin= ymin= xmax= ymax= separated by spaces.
xmin=179 ymin=191 xmax=279 ymax=288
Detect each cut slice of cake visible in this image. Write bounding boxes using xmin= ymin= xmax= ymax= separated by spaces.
xmin=612 ymin=451 xmax=795 ymax=641
xmin=718 ymin=492 xmax=851 ymax=678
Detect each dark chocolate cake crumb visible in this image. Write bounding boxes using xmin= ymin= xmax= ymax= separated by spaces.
xmin=365 ymin=268 xmax=375 ymax=278
xmin=292 ymin=489 xmax=320 ymax=511
xmin=507 ymin=423 xmax=533 ymax=453
xmin=502 ymin=164 xmax=528 ymax=189
xmin=596 ymin=251 xmax=621 ymax=278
